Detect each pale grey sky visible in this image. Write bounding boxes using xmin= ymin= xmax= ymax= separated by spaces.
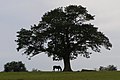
xmin=0 ymin=0 xmax=120 ymax=71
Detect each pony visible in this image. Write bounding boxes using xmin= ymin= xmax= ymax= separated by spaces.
xmin=53 ymin=65 xmax=62 ymax=71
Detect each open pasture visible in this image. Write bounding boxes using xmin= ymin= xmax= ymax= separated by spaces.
xmin=0 ymin=71 xmax=120 ymax=80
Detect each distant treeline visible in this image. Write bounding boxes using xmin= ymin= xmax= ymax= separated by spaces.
xmin=3 ymin=61 xmax=117 ymax=72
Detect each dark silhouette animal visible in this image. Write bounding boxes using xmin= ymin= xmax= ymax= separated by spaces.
xmin=53 ymin=66 xmax=62 ymax=71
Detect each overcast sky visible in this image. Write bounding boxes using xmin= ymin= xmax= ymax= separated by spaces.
xmin=0 ymin=0 xmax=120 ymax=71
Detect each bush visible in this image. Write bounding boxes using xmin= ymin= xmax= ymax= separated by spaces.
xmin=4 ymin=61 xmax=27 ymax=72
xmin=99 ymin=65 xmax=117 ymax=71
xmin=31 ymin=68 xmax=41 ymax=72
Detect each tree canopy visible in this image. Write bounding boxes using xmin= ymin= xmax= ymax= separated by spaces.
xmin=15 ymin=5 xmax=112 ymax=71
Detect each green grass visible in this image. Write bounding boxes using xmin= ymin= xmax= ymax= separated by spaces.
xmin=0 ymin=71 xmax=120 ymax=80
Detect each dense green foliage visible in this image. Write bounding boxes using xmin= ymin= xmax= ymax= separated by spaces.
xmin=99 ymin=65 xmax=117 ymax=71
xmin=0 ymin=72 xmax=120 ymax=80
xmin=4 ymin=61 xmax=27 ymax=72
xmin=16 ymin=5 xmax=112 ymax=71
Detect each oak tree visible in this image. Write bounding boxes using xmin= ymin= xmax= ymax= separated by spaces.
xmin=16 ymin=5 xmax=112 ymax=71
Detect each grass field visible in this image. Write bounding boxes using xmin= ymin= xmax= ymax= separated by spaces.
xmin=0 ymin=71 xmax=120 ymax=80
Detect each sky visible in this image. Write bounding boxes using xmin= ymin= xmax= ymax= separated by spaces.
xmin=0 ymin=0 xmax=120 ymax=71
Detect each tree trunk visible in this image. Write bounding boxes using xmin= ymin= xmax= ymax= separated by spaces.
xmin=63 ymin=56 xmax=72 ymax=72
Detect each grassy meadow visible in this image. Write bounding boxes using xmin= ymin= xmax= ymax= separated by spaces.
xmin=0 ymin=71 xmax=120 ymax=80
